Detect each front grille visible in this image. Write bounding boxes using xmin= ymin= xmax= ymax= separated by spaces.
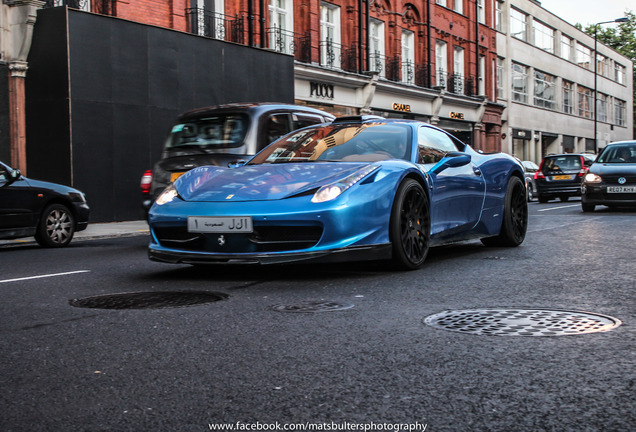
xmin=154 ymin=224 xmax=323 ymax=253
xmin=602 ymin=175 xmax=636 ymax=184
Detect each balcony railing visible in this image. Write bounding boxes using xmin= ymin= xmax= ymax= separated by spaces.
xmin=266 ymin=27 xmax=311 ymax=63
xmin=185 ymin=8 xmax=244 ymax=44
xmin=43 ymin=0 xmax=114 ymax=14
xmin=319 ymin=39 xmax=359 ymax=73
xmin=385 ymin=56 xmax=432 ymax=88
xmin=448 ymin=73 xmax=476 ymax=97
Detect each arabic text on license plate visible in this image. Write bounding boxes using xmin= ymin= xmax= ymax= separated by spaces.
xmin=553 ymin=175 xmax=571 ymax=180
xmin=170 ymin=172 xmax=185 ymax=182
xmin=607 ymin=186 xmax=636 ymax=193
xmin=188 ymin=216 xmax=253 ymax=233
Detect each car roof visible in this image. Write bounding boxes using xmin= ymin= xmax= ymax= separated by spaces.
xmin=178 ymin=102 xmax=335 ymax=121
xmin=605 ymin=140 xmax=636 ymax=147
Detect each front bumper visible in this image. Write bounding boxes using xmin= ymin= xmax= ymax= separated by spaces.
xmin=582 ymin=184 xmax=636 ymax=207
xmin=148 ymin=242 xmax=392 ymax=265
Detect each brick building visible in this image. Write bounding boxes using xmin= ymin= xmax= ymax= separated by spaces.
xmin=18 ymin=0 xmax=504 ymax=151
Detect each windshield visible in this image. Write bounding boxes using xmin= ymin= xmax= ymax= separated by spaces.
xmin=165 ymin=114 xmax=249 ymax=150
xmin=249 ymin=123 xmax=412 ymax=164
xmin=597 ymin=144 xmax=636 ymax=163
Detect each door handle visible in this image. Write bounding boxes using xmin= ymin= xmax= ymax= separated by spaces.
xmin=473 ymin=167 xmax=482 ymax=176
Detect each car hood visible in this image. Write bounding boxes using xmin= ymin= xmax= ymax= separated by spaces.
xmin=176 ymin=163 xmax=372 ymax=202
xmin=589 ymin=163 xmax=636 ymax=175
xmin=23 ymin=177 xmax=83 ymax=195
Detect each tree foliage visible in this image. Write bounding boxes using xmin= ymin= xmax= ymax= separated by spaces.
xmin=584 ymin=11 xmax=636 ymax=137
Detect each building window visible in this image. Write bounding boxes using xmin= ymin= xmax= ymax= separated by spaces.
xmin=369 ymin=19 xmax=385 ymax=77
xmin=560 ymin=35 xmax=572 ymax=61
xmin=511 ymin=63 xmax=528 ymax=103
xmin=577 ymin=86 xmax=593 ymax=118
xmin=436 ymin=40 xmax=448 ymax=88
xmin=615 ymin=63 xmax=626 ymax=84
xmin=496 ymin=57 xmax=505 ymax=99
xmin=454 ymin=0 xmax=463 ymax=14
xmin=615 ymin=99 xmax=626 ymax=126
xmin=453 ymin=46 xmax=465 ymax=93
xmin=534 ymin=71 xmax=555 ymax=109
xmin=477 ymin=0 xmax=485 ymax=24
xmin=320 ymin=2 xmax=341 ymax=69
xmin=402 ymin=30 xmax=415 ymax=84
xmin=436 ymin=0 xmax=447 ymax=7
xmin=576 ymin=43 xmax=592 ymax=70
xmin=597 ymin=94 xmax=608 ymax=122
xmin=510 ymin=9 xmax=526 ymax=41
xmin=596 ymin=53 xmax=610 ymax=77
xmin=495 ymin=1 xmax=503 ymax=32
xmin=533 ymin=20 xmax=554 ymax=53
xmin=269 ymin=0 xmax=293 ymax=54
xmin=562 ymin=80 xmax=573 ymax=114
xmin=479 ymin=55 xmax=485 ymax=96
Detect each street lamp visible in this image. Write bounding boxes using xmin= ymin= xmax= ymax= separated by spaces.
xmin=593 ymin=17 xmax=630 ymax=153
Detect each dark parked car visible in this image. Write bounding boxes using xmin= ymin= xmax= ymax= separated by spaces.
xmin=141 ymin=103 xmax=335 ymax=215
xmin=581 ymin=141 xmax=636 ymax=212
xmin=521 ymin=160 xmax=539 ymax=201
xmin=0 ymin=161 xmax=89 ymax=247
xmin=534 ymin=154 xmax=592 ymax=203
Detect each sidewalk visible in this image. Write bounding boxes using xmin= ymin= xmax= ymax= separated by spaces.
xmin=0 ymin=220 xmax=149 ymax=247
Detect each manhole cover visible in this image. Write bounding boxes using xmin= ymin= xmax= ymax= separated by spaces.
xmin=270 ymin=301 xmax=354 ymax=313
xmin=69 ymin=291 xmax=228 ymax=310
xmin=424 ymin=309 xmax=621 ymax=336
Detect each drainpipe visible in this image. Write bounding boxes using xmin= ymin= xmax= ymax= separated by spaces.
xmin=358 ymin=0 xmax=363 ymax=73
xmin=475 ymin=0 xmax=479 ymax=95
xmin=259 ymin=0 xmax=265 ymax=47
xmin=427 ymin=0 xmax=431 ymax=87
xmin=248 ymin=0 xmax=253 ymax=46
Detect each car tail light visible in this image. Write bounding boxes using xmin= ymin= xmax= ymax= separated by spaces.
xmin=141 ymin=170 xmax=153 ymax=194
xmin=534 ymin=171 xmax=545 ymax=180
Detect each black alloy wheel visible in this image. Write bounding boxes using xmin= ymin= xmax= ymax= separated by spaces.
xmin=481 ymin=176 xmax=527 ymax=247
xmin=390 ymin=179 xmax=430 ymax=270
xmin=35 ymin=203 xmax=76 ymax=248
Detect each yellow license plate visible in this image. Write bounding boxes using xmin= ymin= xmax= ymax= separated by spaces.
xmin=553 ymin=175 xmax=570 ymax=180
xmin=170 ymin=172 xmax=185 ymax=182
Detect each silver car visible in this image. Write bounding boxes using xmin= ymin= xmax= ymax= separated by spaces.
xmin=141 ymin=103 xmax=335 ymax=215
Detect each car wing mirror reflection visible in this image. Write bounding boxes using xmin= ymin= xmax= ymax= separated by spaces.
xmin=432 ymin=152 xmax=471 ymax=174
xmin=228 ymin=160 xmax=247 ymax=169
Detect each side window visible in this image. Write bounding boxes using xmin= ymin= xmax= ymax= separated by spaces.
xmin=264 ymin=114 xmax=292 ymax=146
xmin=292 ymin=113 xmax=327 ymax=130
xmin=0 ymin=165 xmax=7 ymax=182
xmin=418 ymin=127 xmax=459 ymax=164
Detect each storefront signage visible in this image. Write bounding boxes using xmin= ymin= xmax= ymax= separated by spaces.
xmin=392 ymin=103 xmax=411 ymax=112
xmin=310 ymin=82 xmax=334 ymax=99
xmin=449 ymin=111 xmax=465 ymax=120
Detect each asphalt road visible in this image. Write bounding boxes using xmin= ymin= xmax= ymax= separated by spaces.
xmin=1 ymin=200 xmax=635 ymax=432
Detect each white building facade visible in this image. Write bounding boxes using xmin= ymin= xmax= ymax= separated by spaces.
xmin=496 ymin=0 xmax=633 ymax=162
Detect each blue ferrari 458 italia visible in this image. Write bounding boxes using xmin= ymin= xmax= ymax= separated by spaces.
xmin=148 ymin=116 xmax=527 ymax=269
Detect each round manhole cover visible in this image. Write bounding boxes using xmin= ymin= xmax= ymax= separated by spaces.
xmin=424 ymin=309 xmax=621 ymax=336
xmin=69 ymin=291 xmax=228 ymax=310
xmin=270 ymin=301 xmax=354 ymax=313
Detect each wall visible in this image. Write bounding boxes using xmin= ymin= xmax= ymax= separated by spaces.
xmin=26 ymin=7 xmax=294 ymax=222
xmin=0 ymin=62 xmax=9 ymax=163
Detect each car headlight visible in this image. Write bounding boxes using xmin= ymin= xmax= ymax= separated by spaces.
xmin=584 ymin=173 xmax=602 ymax=183
xmin=311 ymin=165 xmax=379 ymax=203
xmin=155 ymin=184 xmax=181 ymax=205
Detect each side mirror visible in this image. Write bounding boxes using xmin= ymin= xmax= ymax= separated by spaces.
xmin=432 ymin=152 xmax=471 ymax=174
xmin=10 ymin=168 xmax=21 ymax=180
xmin=228 ymin=160 xmax=246 ymax=169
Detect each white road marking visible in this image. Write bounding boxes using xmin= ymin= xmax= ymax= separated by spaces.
xmin=0 ymin=270 xmax=90 ymax=284
xmin=537 ymin=204 xmax=580 ymax=212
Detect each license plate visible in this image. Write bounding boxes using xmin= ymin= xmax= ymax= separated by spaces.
xmin=170 ymin=172 xmax=185 ymax=182
xmin=607 ymin=186 xmax=636 ymax=193
xmin=188 ymin=216 xmax=253 ymax=233
xmin=553 ymin=175 xmax=571 ymax=180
